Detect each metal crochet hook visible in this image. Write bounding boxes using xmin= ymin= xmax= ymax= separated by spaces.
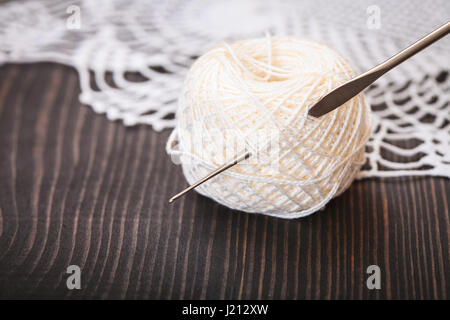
xmin=308 ymin=21 xmax=450 ymax=117
xmin=169 ymin=21 xmax=450 ymax=204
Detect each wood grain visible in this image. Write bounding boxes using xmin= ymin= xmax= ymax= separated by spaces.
xmin=0 ymin=63 xmax=448 ymax=299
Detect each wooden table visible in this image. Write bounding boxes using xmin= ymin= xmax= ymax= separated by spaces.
xmin=0 ymin=63 xmax=448 ymax=299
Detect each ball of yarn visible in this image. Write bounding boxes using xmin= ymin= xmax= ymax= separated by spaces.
xmin=167 ymin=36 xmax=371 ymax=218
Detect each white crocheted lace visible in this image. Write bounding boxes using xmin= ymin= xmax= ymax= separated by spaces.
xmin=0 ymin=0 xmax=449 ymax=178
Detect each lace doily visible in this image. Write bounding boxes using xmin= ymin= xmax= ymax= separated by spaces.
xmin=0 ymin=0 xmax=449 ymax=178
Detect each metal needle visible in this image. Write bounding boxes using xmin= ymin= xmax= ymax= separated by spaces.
xmin=168 ymin=151 xmax=251 ymax=203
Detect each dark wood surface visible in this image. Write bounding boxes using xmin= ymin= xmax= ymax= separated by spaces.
xmin=0 ymin=63 xmax=448 ymax=299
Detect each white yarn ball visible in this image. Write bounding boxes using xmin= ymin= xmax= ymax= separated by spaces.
xmin=167 ymin=37 xmax=371 ymax=218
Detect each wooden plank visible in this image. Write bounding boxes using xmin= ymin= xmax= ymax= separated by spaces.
xmin=0 ymin=63 xmax=448 ymax=299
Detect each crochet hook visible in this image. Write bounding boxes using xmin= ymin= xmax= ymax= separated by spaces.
xmin=169 ymin=21 xmax=449 ymax=204
xmin=308 ymin=21 xmax=450 ymax=117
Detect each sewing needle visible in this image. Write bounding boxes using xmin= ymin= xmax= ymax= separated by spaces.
xmin=168 ymin=151 xmax=251 ymax=203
